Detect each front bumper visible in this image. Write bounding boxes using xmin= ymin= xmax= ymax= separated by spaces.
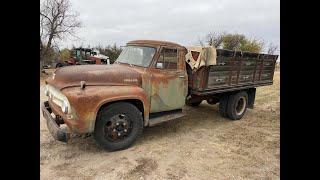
xmin=41 ymin=101 xmax=70 ymax=142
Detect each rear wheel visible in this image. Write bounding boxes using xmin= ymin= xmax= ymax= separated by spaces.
xmin=219 ymin=95 xmax=229 ymax=117
xmin=93 ymin=102 xmax=143 ymax=151
xmin=226 ymin=91 xmax=248 ymax=120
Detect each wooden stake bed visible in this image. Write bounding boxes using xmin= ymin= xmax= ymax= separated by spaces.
xmin=189 ymin=49 xmax=278 ymax=95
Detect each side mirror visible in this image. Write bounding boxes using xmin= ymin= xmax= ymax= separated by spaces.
xmin=156 ymin=62 xmax=163 ymax=69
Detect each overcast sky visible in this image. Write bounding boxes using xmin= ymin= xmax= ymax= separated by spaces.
xmin=61 ymin=0 xmax=279 ymax=54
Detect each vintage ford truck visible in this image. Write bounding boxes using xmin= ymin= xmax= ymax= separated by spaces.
xmin=41 ymin=40 xmax=278 ymax=151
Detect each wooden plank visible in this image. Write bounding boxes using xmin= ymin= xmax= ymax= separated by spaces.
xmin=258 ymin=58 xmax=264 ymax=81
xmin=236 ymin=58 xmax=242 ymax=84
xmin=194 ymin=50 xmax=277 ymax=93
xmin=191 ymin=82 xmax=273 ymax=96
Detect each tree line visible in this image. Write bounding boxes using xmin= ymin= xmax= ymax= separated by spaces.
xmin=198 ymin=31 xmax=278 ymax=54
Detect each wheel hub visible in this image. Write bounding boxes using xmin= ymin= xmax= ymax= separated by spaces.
xmin=104 ymin=114 xmax=131 ymax=141
xmin=116 ymin=124 xmax=124 ymax=131
xmin=235 ymin=97 xmax=246 ymax=116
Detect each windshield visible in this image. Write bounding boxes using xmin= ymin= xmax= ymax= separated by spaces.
xmin=116 ymin=45 xmax=156 ymax=67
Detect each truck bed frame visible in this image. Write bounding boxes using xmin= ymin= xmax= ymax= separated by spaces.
xmin=189 ymin=49 xmax=278 ymax=96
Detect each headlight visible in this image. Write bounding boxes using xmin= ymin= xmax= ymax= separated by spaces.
xmin=46 ymin=84 xmax=71 ymax=114
xmin=61 ymin=100 xmax=69 ymax=114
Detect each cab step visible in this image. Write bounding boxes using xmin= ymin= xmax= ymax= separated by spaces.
xmin=148 ymin=109 xmax=185 ymax=126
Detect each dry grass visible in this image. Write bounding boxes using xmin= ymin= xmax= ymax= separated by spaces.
xmin=275 ymin=63 xmax=280 ymax=71
xmin=40 ymin=69 xmax=55 ymax=84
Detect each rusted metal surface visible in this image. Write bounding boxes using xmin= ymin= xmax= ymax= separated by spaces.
xmin=127 ymin=40 xmax=185 ymax=48
xmin=146 ymin=46 xmax=187 ymax=113
xmin=47 ymin=64 xmax=142 ymax=90
xmin=148 ymin=110 xmax=185 ymax=126
xmin=88 ymin=56 xmax=102 ymax=64
xmin=147 ymin=68 xmax=186 ymax=113
xmin=47 ymin=74 xmax=150 ymax=133
xmin=41 ymin=102 xmax=70 ymax=142
xmin=43 ymin=39 xmax=278 ymax=137
xmin=45 ymin=40 xmax=188 ymax=134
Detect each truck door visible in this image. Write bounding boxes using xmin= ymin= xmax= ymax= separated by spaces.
xmin=149 ymin=46 xmax=188 ymax=113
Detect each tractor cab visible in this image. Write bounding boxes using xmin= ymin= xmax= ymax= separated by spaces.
xmin=71 ymin=48 xmax=92 ymax=63
xmin=70 ymin=48 xmax=110 ymax=65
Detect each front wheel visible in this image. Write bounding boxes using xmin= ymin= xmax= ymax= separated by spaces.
xmin=93 ymin=102 xmax=143 ymax=151
xmin=226 ymin=91 xmax=248 ymax=120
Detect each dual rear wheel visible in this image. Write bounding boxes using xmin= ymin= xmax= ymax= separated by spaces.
xmin=219 ymin=91 xmax=248 ymax=120
xmin=186 ymin=91 xmax=249 ymax=120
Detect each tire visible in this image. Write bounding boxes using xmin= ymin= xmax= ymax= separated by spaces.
xmin=93 ymin=102 xmax=143 ymax=151
xmin=56 ymin=63 xmax=63 ymax=68
xmin=206 ymin=98 xmax=218 ymax=105
xmin=226 ymin=91 xmax=248 ymax=120
xmin=187 ymin=100 xmax=202 ymax=107
xmin=219 ymin=95 xmax=229 ymax=117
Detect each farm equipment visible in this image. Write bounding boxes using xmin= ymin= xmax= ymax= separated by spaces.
xmin=55 ymin=48 xmax=110 ymax=68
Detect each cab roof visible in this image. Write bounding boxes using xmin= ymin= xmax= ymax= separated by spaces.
xmin=127 ymin=40 xmax=185 ymax=48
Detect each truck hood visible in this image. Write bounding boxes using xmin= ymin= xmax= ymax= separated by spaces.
xmin=46 ymin=64 xmax=143 ymax=90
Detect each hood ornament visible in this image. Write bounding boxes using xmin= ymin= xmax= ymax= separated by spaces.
xmin=80 ymin=81 xmax=86 ymax=89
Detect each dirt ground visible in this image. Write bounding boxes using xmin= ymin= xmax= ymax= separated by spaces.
xmin=40 ymin=69 xmax=280 ymax=180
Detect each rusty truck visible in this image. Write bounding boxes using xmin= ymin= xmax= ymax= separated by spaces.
xmin=41 ymin=40 xmax=278 ymax=151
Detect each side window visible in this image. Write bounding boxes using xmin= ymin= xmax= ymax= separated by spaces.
xmin=157 ymin=48 xmax=178 ymax=70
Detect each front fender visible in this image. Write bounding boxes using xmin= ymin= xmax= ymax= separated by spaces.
xmin=63 ymin=85 xmax=149 ymax=133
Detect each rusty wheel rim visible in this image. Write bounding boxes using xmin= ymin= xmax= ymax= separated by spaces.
xmin=235 ymin=97 xmax=246 ymax=116
xmin=104 ymin=114 xmax=132 ymax=142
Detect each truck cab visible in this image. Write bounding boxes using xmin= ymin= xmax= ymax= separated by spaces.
xmin=117 ymin=40 xmax=188 ymax=113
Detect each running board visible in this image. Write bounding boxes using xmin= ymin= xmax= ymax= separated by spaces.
xmin=148 ymin=109 xmax=185 ymax=126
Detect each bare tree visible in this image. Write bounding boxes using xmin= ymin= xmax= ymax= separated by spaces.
xmin=40 ymin=0 xmax=81 ymax=69
xmin=197 ymin=36 xmax=205 ymax=47
xmin=206 ymin=32 xmax=225 ymax=48
xmin=267 ymin=43 xmax=278 ymax=54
